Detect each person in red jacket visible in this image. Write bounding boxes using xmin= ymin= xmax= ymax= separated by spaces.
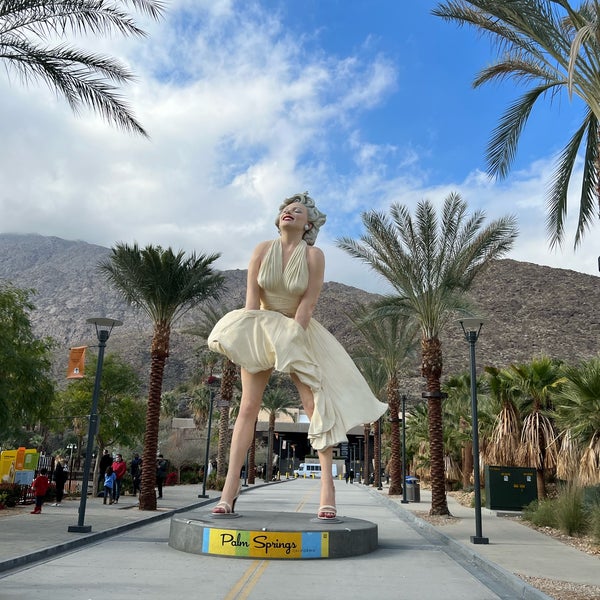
xmin=31 ymin=468 xmax=50 ymax=514
xmin=111 ymin=454 xmax=127 ymax=503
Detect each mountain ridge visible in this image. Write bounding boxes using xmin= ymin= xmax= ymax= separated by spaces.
xmin=1 ymin=233 xmax=598 ymax=398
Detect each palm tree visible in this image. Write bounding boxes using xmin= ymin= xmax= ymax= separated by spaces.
xmin=553 ymin=357 xmax=600 ymax=485
xmin=484 ymin=366 xmax=522 ymax=468
xmin=187 ymin=303 xmax=242 ymax=479
xmin=510 ymin=356 xmax=564 ymax=499
xmin=1 ymin=0 xmax=164 ymax=136
xmin=99 ymin=243 xmax=223 ymax=510
xmin=338 ymin=193 xmax=518 ymax=515
xmin=349 ymin=304 xmax=416 ymax=495
xmin=261 ymin=386 xmax=298 ymax=481
xmin=433 ymin=0 xmax=600 ymax=248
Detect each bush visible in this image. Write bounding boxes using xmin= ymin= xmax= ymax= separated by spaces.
xmin=555 ymin=484 xmax=586 ymax=536
xmin=207 ymin=473 xmax=226 ymax=491
xmin=165 ymin=472 xmax=177 ymax=486
xmin=180 ymin=470 xmax=200 ymax=485
xmin=523 ymin=498 xmax=557 ymax=528
xmin=589 ymin=501 xmax=600 ymax=545
xmin=0 ymin=483 xmax=25 ymax=507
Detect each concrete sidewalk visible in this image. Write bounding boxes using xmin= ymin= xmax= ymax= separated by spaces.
xmin=0 ymin=479 xmax=598 ymax=599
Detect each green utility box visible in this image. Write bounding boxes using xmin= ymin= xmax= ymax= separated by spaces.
xmin=485 ymin=466 xmax=537 ymax=511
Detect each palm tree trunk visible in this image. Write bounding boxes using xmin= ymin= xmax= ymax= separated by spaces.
xmin=422 ymin=336 xmax=450 ymax=516
xmin=139 ymin=338 xmax=169 ymax=511
xmin=248 ymin=422 xmax=257 ymax=484
xmin=387 ymin=379 xmax=402 ymax=495
xmin=267 ymin=414 xmax=275 ymax=481
xmin=373 ymin=419 xmax=381 ymax=489
xmin=217 ymin=359 xmax=236 ymax=478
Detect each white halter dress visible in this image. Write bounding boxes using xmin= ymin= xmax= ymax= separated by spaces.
xmin=208 ymin=238 xmax=388 ymax=451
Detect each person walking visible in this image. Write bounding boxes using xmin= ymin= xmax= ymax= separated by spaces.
xmin=30 ymin=468 xmax=50 ymax=514
xmin=112 ymin=454 xmax=127 ymax=503
xmin=51 ymin=458 xmax=68 ymax=506
xmin=156 ymin=454 xmax=168 ymax=499
xmin=98 ymin=449 xmax=112 ymax=496
xmin=130 ymin=453 xmax=142 ymax=497
xmin=103 ymin=466 xmax=116 ymax=505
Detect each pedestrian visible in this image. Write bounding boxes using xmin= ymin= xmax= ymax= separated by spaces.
xmin=344 ymin=470 xmax=350 ymax=484
xmin=30 ymin=468 xmax=50 ymax=514
xmin=208 ymin=192 xmax=387 ymax=518
xmin=156 ymin=454 xmax=168 ymax=499
xmin=131 ymin=453 xmax=142 ymax=497
xmin=98 ymin=449 xmax=112 ymax=495
xmin=103 ymin=466 xmax=116 ymax=504
xmin=112 ymin=453 xmax=127 ymax=503
xmin=349 ymin=470 xmax=355 ymax=484
xmin=51 ymin=457 xmax=69 ymax=506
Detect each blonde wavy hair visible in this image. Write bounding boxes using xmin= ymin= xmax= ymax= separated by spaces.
xmin=275 ymin=191 xmax=326 ymax=246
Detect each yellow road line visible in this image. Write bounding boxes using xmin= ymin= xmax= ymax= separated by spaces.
xmin=224 ymin=559 xmax=269 ymax=600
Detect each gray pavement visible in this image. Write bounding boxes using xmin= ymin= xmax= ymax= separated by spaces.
xmin=0 ymin=478 xmax=597 ymax=599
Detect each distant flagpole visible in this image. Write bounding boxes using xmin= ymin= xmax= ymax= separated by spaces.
xmin=66 ymin=346 xmax=87 ymax=379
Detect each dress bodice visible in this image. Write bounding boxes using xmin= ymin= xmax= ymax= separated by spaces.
xmin=258 ymin=238 xmax=309 ymax=317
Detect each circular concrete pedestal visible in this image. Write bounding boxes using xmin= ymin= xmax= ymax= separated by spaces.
xmin=169 ymin=510 xmax=378 ymax=559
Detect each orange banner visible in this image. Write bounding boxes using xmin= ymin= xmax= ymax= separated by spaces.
xmin=66 ymin=346 xmax=87 ymax=379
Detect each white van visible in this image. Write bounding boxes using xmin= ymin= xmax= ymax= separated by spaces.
xmin=294 ymin=463 xmax=338 ymax=478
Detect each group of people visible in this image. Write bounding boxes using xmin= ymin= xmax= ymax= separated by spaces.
xmin=99 ymin=450 xmax=167 ymax=503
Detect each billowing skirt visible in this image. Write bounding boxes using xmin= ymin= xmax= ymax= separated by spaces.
xmin=208 ymin=309 xmax=388 ymax=451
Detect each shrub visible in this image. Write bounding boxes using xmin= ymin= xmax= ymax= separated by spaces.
xmin=165 ymin=472 xmax=177 ymax=486
xmin=589 ymin=501 xmax=600 ymax=545
xmin=180 ymin=470 xmax=200 ymax=485
xmin=0 ymin=483 xmax=24 ymax=507
xmin=207 ymin=473 xmax=226 ymax=491
xmin=555 ymin=484 xmax=586 ymax=536
xmin=523 ymin=498 xmax=558 ymax=528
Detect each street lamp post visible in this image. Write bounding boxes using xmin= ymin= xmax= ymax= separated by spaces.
xmin=199 ymin=389 xmax=215 ymax=498
xmin=401 ymin=395 xmax=409 ymax=504
xmin=459 ymin=317 xmax=489 ymax=545
xmin=67 ymin=443 xmax=76 ymax=493
xmin=69 ymin=318 xmax=122 ymax=533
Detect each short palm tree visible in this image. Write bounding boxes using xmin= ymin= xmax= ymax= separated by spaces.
xmin=338 ymin=193 xmax=518 ymax=515
xmin=187 ymin=303 xmax=241 ymax=478
xmin=261 ymin=386 xmax=298 ymax=481
xmin=510 ymin=356 xmax=564 ymax=499
xmin=553 ymin=357 xmax=600 ymax=485
xmin=0 ymin=0 xmax=164 ymax=136
xmin=349 ymin=304 xmax=416 ymax=495
xmin=484 ymin=366 xmax=522 ymax=468
xmin=433 ymin=0 xmax=600 ymax=248
xmin=99 ymin=243 xmax=223 ymax=510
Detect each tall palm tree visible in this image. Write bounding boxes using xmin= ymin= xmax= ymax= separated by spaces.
xmin=261 ymin=386 xmax=298 ymax=481
xmin=99 ymin=243 xmax=223 ymax=510
xmin=553 ymin=357 xmax=600 ymax=485
xmin=1 ymin=0 xmax=164 ymax=136
xmin=433 ymin=0 xmax=600 ymax=248
xmin=349 ymin=304 xmax=416 ymax=495
xmin=338 ymin=193 xmax=518 ymax=515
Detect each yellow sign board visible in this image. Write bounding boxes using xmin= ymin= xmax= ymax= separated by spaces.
xmin=203 ymin=528 xmax=329 ymax=559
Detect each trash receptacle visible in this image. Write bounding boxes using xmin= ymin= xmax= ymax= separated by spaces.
xmin=405 ymin=476 xmax=420 ymax=502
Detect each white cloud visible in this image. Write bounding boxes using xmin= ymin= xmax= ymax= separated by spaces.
xmin=0 ymin=1 xmax=598 ymax=298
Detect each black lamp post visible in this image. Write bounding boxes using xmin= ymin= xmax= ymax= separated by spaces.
xmin=198 ymin=388 xmax=215 ymax=499
xmin=67 ymin=443 xmax=76 ymax=493
xmin=401 ymin=394 xmax=409 ymax=504
xmin=459 ymin=317 xmax=489 ymax=545
xmin=69 ymin=317 xmax=122 ymax=533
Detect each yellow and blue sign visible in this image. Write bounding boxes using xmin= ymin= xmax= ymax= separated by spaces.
xmin=203 ymin=528 xmax=329 ymax=559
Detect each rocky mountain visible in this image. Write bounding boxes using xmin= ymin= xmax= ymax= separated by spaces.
xmin=1 ymin=233 xmax=599 ymax=399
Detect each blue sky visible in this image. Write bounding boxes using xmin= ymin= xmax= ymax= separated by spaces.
xmin=0 ymin=0 xmax=597 ymax=293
